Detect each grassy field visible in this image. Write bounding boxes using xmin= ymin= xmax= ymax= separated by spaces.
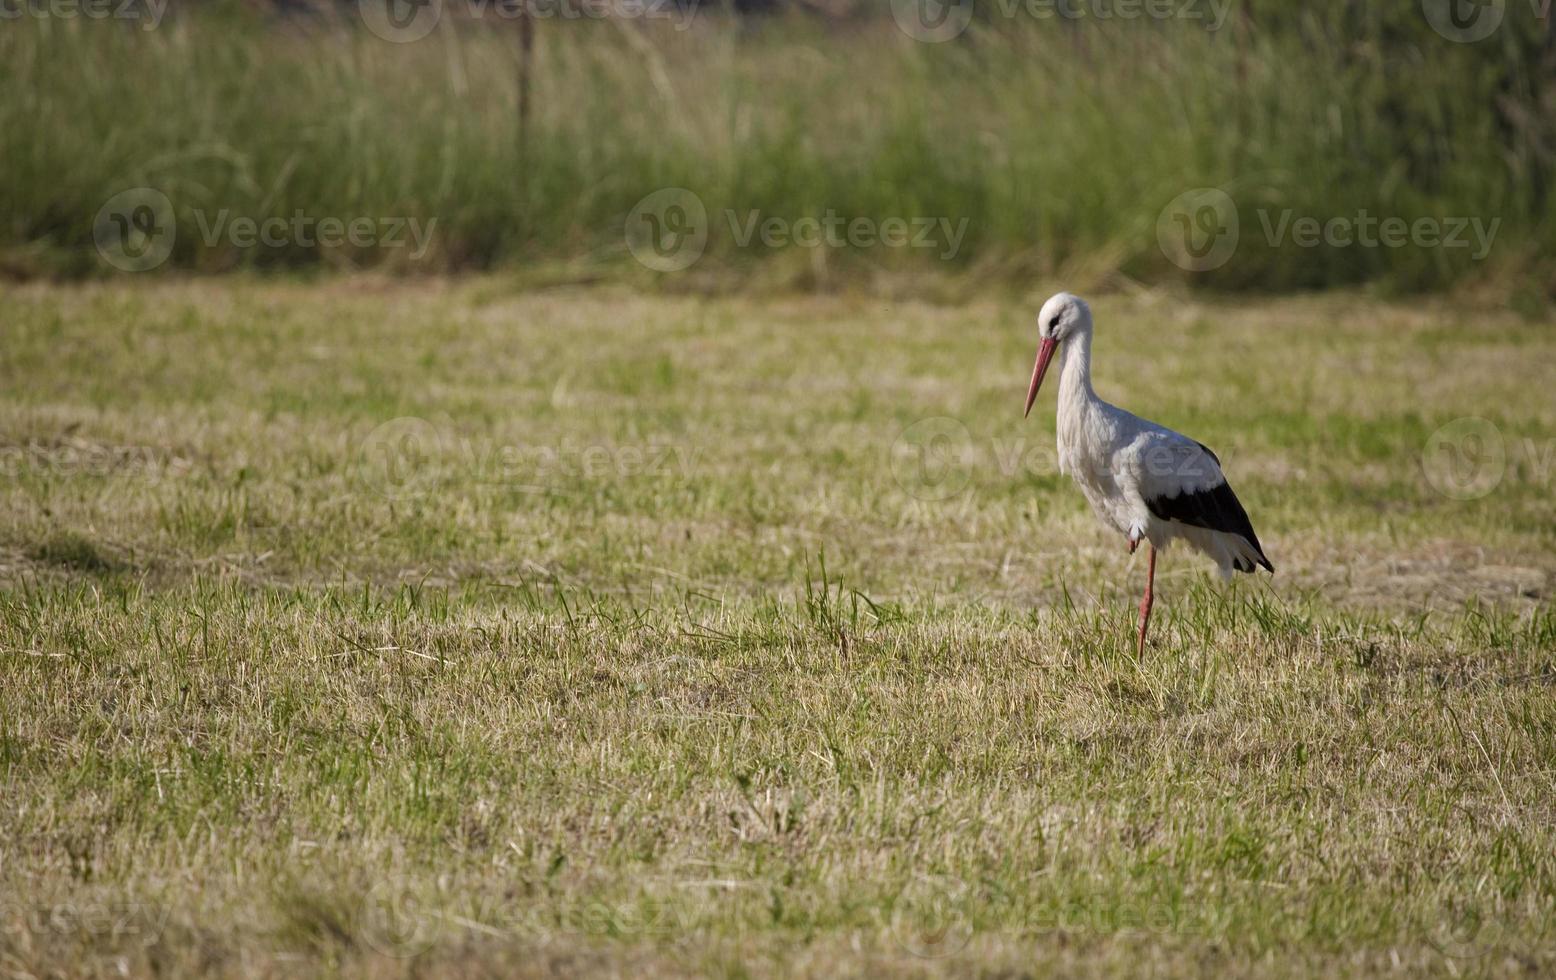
xmin=2 ymin=279 xmax=1555 ymax=977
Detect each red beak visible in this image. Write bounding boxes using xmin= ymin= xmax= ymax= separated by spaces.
xmin=1024 ymin=337 xmax=1058 ymax=418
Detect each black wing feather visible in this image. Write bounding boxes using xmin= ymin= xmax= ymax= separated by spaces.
xmin=1145 ymin=479 xmax=1273 ymax=574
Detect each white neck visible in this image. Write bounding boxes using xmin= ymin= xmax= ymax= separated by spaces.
xmin=1056 ymin=328 xmax=1097 ymax=425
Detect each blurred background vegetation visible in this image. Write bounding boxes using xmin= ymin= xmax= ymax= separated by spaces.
xmin=2 ymin=0 xmax=1553 ymax=299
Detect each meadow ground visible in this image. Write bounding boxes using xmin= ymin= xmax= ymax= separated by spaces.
xmin=1 ymin=279 xmax=1554 ymax=978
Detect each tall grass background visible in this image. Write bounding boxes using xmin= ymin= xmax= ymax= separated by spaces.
xmin=2 ymin=0 xmax=1553 ymax=296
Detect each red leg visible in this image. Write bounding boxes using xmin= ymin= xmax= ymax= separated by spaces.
xmin=1136 ymin=544 xmax=1156 ymax=657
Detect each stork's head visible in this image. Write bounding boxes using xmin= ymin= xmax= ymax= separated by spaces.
xmin=1024 ymin=293 xmax=1091 ymax=417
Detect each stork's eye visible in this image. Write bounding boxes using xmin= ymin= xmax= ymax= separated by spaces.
xmin=1048 ymin=316 xmax=1061 ymax=329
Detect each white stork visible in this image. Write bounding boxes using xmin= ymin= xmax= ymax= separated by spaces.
xmin=1022 ymin=293 xmax=1272 ymax=655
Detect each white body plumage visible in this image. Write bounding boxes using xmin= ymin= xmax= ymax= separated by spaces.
xmin=1032 ymin=294 xmax=1272 ymax=580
